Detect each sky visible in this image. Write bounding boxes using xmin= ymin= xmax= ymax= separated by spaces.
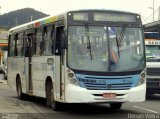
xmin=0 ymin=0 xmax=160 ymax=24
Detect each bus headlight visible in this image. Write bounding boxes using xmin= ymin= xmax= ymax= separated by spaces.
xmin=68 ymin=77 xmax=79 ymax=86
xmin=68 ymin=73 xmax=74 ymax=78
xmin=67 ymin=69 xmax=79 ymax=86
xmin=70 ymin=78 xmax=77 ymax=84
xmin=137 ymin=71 xmax=146 ymax=86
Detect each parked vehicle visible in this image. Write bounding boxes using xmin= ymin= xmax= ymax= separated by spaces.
xmin=145 ymin=39 xmax=160 ymax=97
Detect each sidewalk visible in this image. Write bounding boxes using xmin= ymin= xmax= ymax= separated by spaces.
xmin=0 ymin=73 xmax=7 ymax=85
xmin=0 ymin=82 xmax=40 ymax=114
xmin=0 ymin=96 xmax=39 ymax=113
xmin=0 ymin=79 xmax=7 ymax=85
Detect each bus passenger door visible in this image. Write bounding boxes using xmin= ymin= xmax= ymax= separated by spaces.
xmin=25 ymin=34 xmax=33 ymax=94
xmin=54 ymin=25 xmax=65 ymax=101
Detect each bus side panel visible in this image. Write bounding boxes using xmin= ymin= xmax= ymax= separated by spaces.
xmin=7 ymin=57 xmax=26 ymax=93
xmin=54 ymin=56 xmax=61 ymax=101
xmin=7 ymin=57 xmax=16 ymax=91
xmin=31 ymin=56 xmax=54 ymax=98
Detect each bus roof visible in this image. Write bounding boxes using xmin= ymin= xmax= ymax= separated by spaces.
xmin=68 ymin=9 xmax=139 ymax=15
xmin=9 ymin=9 xmax=140 ymax=34
xmin=9 ymin=14 xmax=65 ymax=34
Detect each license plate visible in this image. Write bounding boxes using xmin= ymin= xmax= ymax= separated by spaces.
xmin=103 ymin=93 xmax=116 ymax=99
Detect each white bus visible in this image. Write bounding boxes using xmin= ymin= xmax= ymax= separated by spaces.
xmin=7 ymin=10 xmax=146 ymax=110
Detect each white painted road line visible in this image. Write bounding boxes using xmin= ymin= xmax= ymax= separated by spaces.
xmin=133 ymin=106 xmax=159 ymax=114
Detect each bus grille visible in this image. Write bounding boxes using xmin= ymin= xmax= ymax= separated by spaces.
xmin=147 ymin=68 xmax=160 ymax=76
xmin=77 ymin=76 xmax=134 ymax=90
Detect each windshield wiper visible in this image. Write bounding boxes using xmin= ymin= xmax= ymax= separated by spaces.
xmin=115 ymin=25 xmax=126 ymax=58
xmin=85 ymin=24 xmax=92 ymax=60
xmin=116 ymin=35 xmax=120 ymax=58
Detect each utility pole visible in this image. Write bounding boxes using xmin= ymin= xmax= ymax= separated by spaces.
xmin=30 ymin=16 xmax=33 ymax=21
xmin=153 ymin=0 xmax=155 ymax=21
xmin=158 ymin=6 xmax=160 ymax=20
xmin=15 ymin=17 xmax=18 ymax=26
xmin=149 ymin=0 xmax=155 ymax=21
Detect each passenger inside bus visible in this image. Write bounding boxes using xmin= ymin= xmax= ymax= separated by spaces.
xmin=109 ymin=38 xmax=119 ymax=71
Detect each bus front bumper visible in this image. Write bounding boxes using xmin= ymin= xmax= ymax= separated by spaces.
xmin=65 ymin=83 xmax=146 ymax=103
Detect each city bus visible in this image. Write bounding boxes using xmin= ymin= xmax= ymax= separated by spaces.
xmin=144 ymin=32 xmax=160 ymax=97
xmin=7 ymin=10 xmax=146 ymax=110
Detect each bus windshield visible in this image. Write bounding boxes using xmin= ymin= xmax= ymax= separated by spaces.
xmin=146 ymin=45 xmax=160 ymax=62
xmin=68 ymin=25 xmax=145 ymax=72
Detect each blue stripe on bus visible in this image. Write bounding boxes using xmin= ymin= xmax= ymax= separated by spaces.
xmin=76 ymin=74 xmax=139 ymax=90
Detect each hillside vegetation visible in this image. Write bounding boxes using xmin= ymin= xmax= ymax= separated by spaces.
xmin=0 ymin=8 xmax=48 ymax=28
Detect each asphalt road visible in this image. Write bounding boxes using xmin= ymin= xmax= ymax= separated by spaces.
xmin=0 ymin=79 xmax=160 ymax=119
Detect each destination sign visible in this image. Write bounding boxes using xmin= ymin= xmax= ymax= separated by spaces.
xmin=94 ymin=13 xmax=137 ymax=22
xmin=73 ymin=13 xmax=88 ymax=21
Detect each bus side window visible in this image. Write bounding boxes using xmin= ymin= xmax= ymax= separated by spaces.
xmin=8 ymin=35 xmax=14 ymax=57
xmin=43 ymin=26 xmax=47 ymax=55
xmin=17 ymin=33 xmax=24 ymax=56
xmin=26 ymin=34 xmax=34 ymax=57
xmin=33 ymin=29 xmax=37 ymax=55
xmin=25 ymin=35 xmax=29 ymax=57
xmin=35 ymin=28 xmax=43 ymax=55
xmin=43 ymin=25 xmax=54 ymax=55
xmin=14 ymin=34 xmax=18 ymax=56
xmin=51 ymin=25 xmax=55 ymax=54
xmin=55 ymin=26 xmax=65 ymax=55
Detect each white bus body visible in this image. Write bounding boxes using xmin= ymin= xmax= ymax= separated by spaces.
xmin=7 ymin=10 xmax=146 ymax=110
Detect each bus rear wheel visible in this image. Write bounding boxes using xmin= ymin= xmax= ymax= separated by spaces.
xmin=110 ymin=103 xmax=122 ymax=110
xmin=16 ymin=78 xmax=25 ymax=100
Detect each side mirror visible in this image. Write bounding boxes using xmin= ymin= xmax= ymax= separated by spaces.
xmin=61 ymin=33 xmax=67 ymax=49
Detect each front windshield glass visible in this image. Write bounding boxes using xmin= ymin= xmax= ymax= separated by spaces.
xmin=68 ymin=26 xmax=145 ymax=72
xmin=146 ymin=45 xmax=160 ymax=62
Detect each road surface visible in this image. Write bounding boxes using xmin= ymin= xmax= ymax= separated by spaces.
xmin=0 ymin=79 xmax=160 ymax=119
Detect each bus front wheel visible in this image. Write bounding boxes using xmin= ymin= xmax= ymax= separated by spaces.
xmin=109 ymin=103 xmax=122 ymax=110
xmin=51 ymin=100 xmax=62 ymax=111
xmin=46 ymin=81 xmax=53 ymax=107
xmin=46 ymin=81 xmax=61 ymax=111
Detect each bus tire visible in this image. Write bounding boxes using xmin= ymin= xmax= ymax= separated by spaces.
xmin=146 ymin=90 xmax=153 ymax=99
xmin=52 ymin=100 xmax=62 ymax=111
xmin=46 ymin=81 xmax=53 ymax=107
xmin=110 ymin=103 xmax=122 ymax=110
xmin=46 ymin=81 xmax=62 ymax=111
xmin=16 ymin=78 xmax=25 ymax=100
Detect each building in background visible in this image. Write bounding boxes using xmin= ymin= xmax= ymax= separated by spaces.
xmin=0 ymin=28 xmax=8 ymax=65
